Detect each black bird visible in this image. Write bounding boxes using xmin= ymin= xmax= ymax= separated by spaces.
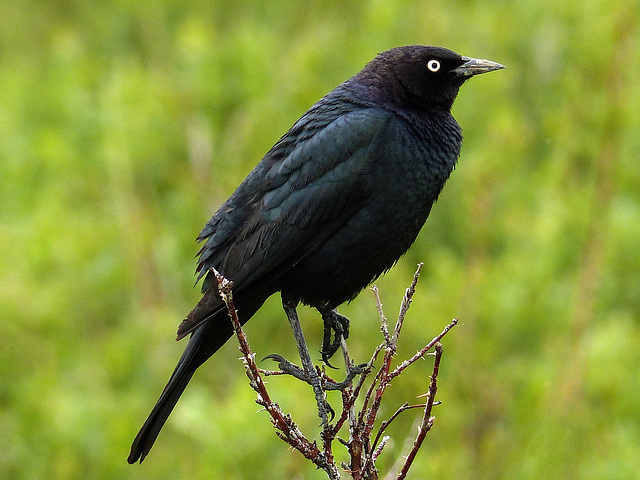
xmin=128 ymin=45 xmax=504 ymax=464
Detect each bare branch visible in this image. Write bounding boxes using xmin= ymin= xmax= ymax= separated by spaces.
xmin=362 ymin=264 xmax=424 ymax=439
xmin=372 ymin=435 xmax=390 ymax=465
xmin=392 ymin=263 xmax=423 ymax=344
xmin=390 ymin=318 xmax=458 ymax=379
xmin=371 ymin=402 xmax=424 ymax=453
xmin=396 ymin=342 xmax=444 ymax=480
xmin=213 ymin=265 xmax=455 ymax=480
xmin=212 ymin=268 xmax=340 ymax=479
xmin=371 ymin=285 xmax=390 ymax=343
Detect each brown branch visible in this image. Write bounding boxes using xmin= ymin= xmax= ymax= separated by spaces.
xmin=212 ymin=265 xmax=455 ymax=480
xmin=389 ymin=318 xmax=458 ymax=379
xmin=362 ymin=264 xmax=424 ymax=445
xmin=213 ymin=268 xmax=340 ymax=479
xmin=391 ymin=263 xmax=423 ymax=344
xmin=371 ymin=402 xmax=424 ymax=454
xmin=396 ymin=342 xmax=443 ymax=480
xmin=372 ymin=285 xmax=390 ymax=343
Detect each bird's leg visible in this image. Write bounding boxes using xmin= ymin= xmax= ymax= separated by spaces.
xmin=281 ymin=299 xmax=330 ymax=424
xmin=318 ymin=308 xmax=367 ymax=389
xmin=264 ymin=301 xmax=364 ymax=421
xmin=320 ymin=309 xmax=350 ymax=366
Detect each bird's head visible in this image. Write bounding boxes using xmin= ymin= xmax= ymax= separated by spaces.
xmin=355 ymin=45 xmax=505 ymax=112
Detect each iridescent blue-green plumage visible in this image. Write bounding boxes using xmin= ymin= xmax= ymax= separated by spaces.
xmin=128 ymin=45 xmax=503 ymax=464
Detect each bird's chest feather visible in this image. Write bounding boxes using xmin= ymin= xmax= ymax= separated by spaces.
xmin=366 ymin=111 xmax=462 ymax=226
xmin=282 ymin=113 xmax=462 ymax=308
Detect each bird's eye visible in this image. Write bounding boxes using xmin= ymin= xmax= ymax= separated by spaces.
xmin=427 ymin=59 xmax=441 ymax=72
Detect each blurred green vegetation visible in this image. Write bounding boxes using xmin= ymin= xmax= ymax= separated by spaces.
xmin=1 ymin=0 xmax=639 ymax=478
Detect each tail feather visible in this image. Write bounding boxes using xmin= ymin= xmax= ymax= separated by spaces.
xmin=128 ymin=292 xmax=270 ymax=463
xmin=128 ymin=321 xmax=223 ymax=463
xmin=176 ymin=287 xmax=223 ymax=341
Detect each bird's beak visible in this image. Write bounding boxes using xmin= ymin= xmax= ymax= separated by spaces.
xmin=453 ymin=56 xmax=505 ymax=77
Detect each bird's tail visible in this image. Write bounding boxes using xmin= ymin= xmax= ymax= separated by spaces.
xmin=128 ymin=292 xmax=268 ymax=464
xmin=128 ymin=320 xmax=219 ymax=464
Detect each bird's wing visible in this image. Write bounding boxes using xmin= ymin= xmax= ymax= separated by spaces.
xmin=176 ymin=106 xmax=397 ymax=338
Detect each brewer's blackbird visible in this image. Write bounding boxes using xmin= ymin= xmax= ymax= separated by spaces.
xmin=128 ymin=45 xmax=504 ymax=464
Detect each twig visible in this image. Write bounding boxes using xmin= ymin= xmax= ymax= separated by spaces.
xmin=396 ymin=342 xmax=444 ymax=480
xmin=372 ymin=285 xmax=390 ymax=343
xmin=389 ymin=318 xmax=458 ymax=379
xmin=213 ymin=268 xmax=340 ymax=480
xmin=372 ymin=435 xmax=390 ymax=464
xmin=392 ymin=263 xmax=423 ymax=344
xmin=371 ymin=402 xmax=424 ymax=454
xmin=362 ymin=264 xmax=424 ymax=443
xmin=212 ymin=264 xmax=455 ymax=480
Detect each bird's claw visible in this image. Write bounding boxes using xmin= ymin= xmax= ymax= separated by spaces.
xmin=321 ymin=310 xmax=350 ymax=366
xmin=321 ymin=351 xmax=339 ymax=369
xmin=262 ymin=354 xmax=365 ymax=392
xmin=262 ymin=354 xmax=308 ymax=382
xmin=323 ymin=362 xmax=368 ymax=390
xmin=263 ymin=353 xmax=335 ymax=421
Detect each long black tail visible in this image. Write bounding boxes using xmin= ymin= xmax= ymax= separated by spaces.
xmin=128 ymin=294 xmax=267 ymax=464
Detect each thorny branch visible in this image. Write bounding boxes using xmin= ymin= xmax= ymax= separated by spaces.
xmin=397 ymin=342 xmax=443 ymax=480
xmin=213 ymin=268 xmax=340 ymax=479
xmin=213 ymin=265 xmax=457 ymax=479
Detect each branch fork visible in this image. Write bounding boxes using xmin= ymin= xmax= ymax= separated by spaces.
xmin=212 ymin=264 xmax=457 ymax=479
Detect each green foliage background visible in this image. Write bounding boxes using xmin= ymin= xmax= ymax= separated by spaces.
xmin=2 ymin=1 xmax=639 ymax=478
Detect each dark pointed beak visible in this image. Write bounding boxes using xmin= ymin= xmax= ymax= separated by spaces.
xmin=453 ymin=56 xmax=505 ymax=77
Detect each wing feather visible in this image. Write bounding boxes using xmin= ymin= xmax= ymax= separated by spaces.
xmin=177 ymin=107 xmax=396 ymax=338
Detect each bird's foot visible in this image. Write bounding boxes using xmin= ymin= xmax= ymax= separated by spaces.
xmin=321 ymin=310 xmax=350 ymax=367
xmin=263 ymin=354 xmax=335 ymax=421
xmin=262 ymin=354 xmax=308 ymax=382
xmin=263 ymin=354 xmax=365 ymax=391
xmin=322 ymin=362 xmax=368 ymax=391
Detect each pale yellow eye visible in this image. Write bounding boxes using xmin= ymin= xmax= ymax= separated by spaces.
xmin=427 ymin=59 xmax=441 ymax=72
